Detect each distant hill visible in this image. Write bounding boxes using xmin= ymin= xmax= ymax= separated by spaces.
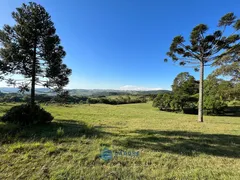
xmin=0 ymin=87 xmax=171 ymax=96
xmin=67 ymin=89 xmax=171 ymax=96
xmin=0 ymin=87 xmax=53 ymax=94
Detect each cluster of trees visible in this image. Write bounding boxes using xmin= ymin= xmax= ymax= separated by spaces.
xmin=153 ymin=72 xmax=199 ymax=113
xmin=204 ymin=75 xmax=240 ymax=114
xmin=164 ymin=12 xmax=240 ymax=121
xmin=153 ymin=72 xmax=240 ymax=115
xmin=87 ymin=96 xmax=147 ymax=105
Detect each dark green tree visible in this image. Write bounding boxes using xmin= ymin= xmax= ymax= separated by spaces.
xmin=153 ymin=93 xmax=173 ymax=111
xmin=152 ymin=93 xmax=164 ymax=107
xmin=171 ymin=72 xmax=198 ymax=111
xmin=164 ymin=13 xmax=240 ymax=122
xmin=160 ymin=93 xmax=173 ymax=110
xmin=204 ymin=76 xmax=228 ymax=114
xmin=204 ymin=75 xmax=239 ymax=102
xmin=54 ymin=90 xmax=71 ymax=104
xmin=172 ymin=72 xmax=198 ymax=95
xmin=0 ymin=2 xmax=71 ymax=109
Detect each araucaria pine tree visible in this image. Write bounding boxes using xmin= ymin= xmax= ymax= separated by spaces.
xmin=164 ymin=13 xmax=240 ymax=122
xmin=0 ymin=2 xmax=72 ymax=109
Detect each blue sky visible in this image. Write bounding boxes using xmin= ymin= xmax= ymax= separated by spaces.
xmin=0 ymin=0 xmax=239 ymax=90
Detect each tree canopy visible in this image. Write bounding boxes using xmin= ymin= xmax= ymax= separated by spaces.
xmin=164 ymin=12 xmax=240 ymax=122
xmin=0 ymin=2 xmax=72 ymax=107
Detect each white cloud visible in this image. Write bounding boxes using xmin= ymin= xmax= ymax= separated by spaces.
xmin=119 ymin=85 xmax=163 ymax=91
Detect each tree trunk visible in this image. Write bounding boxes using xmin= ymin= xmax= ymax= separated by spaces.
xmin=31 ymin=41 xmax=37 ymax=109
xmin=198 ymin=61 xmax=204 ymax=122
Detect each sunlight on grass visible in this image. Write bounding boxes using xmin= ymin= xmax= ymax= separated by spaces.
xmin=0 ymin=103 xmax=239 ymax=179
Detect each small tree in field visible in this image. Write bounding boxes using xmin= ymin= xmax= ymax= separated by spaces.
xmin=0 ymin=2 xmax=72 ymax=110
xmin=164 ymin=13 xmax=240 ymax=122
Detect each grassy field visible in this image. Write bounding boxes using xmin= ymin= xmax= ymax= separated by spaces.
xmin=0 ymin=102 xmax=239 ymax=179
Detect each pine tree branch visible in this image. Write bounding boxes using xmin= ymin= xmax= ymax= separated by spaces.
xmin=210 ymin=25 xmax=226 ymax=51
xmin=179 ymin=43 xmax=200 ymax=60
xmin=172 ymin=63 xmax=199 ymax=69
xmin=177 ymin=58 xmax=200 ymax=64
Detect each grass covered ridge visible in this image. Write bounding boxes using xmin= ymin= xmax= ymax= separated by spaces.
xmin=0 ymin=102 xmax=239 ymax=179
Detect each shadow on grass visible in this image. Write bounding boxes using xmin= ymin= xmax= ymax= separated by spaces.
xmin=1 ymin=119 xmax=239 ymax=158
xmin=114 ymin=130 xmax=240 ymax=158
xmin=0 ymin=119 xmax=110 ymax=144
xmin=221 ymin=106 xmax=240 ymax=117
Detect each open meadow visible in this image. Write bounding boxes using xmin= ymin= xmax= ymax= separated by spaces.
xmin=0 ymin=102 xmax=239 ymax=179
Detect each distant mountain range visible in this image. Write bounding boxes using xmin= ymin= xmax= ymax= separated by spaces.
xmin=0 ymin=87 xmax=171 ymax=96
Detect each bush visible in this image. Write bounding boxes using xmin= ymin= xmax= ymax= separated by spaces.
xmin=204 ymin=96 xmax=227 ymax=115
xmin=87 ymin=96 xmax=147 ymax=105
xmin=1 ymin=104 xmax=53 ymax=126
xmin=152 ymin=94 xmax=164 ymax=107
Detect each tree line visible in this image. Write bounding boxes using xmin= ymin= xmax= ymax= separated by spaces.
xmin=153 ymin=72 xmax=240 ymax=115
xmin=0 ymin=91 xmax=148 ymax=105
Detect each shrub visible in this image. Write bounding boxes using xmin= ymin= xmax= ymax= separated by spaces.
xmin=152 ymin=94 xmax=164 ymax=107
xmin=204 ymin=96 xmax=227 ymax=115
xmin=1 ymin=104 xmax=53 ymax=126
xmin=87 ymin=98 xmax=99 ymax=104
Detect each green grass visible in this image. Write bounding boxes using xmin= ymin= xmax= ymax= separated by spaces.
xmin=0 ymin=102 xmax=239 ymax=179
